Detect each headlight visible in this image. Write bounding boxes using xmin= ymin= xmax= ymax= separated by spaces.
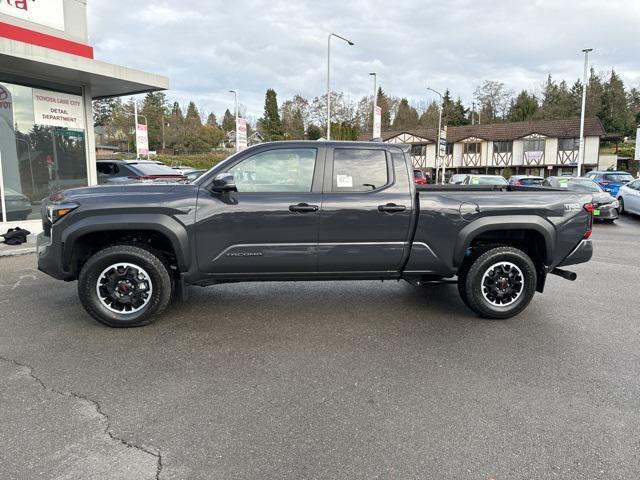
xmin=47 ymin=203 xmax=79 ymax=223
xmin=611 ymin=200 xmax=620 ymax=209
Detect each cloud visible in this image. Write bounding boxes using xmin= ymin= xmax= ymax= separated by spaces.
xmin=87 ymin=0 xmax=640 ymax=120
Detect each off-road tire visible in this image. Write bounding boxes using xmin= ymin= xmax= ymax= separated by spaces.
xmin=78 ymin=244 xmax=173 ymax=327
xmin=461 ymin=246 xmax=537 ymax=319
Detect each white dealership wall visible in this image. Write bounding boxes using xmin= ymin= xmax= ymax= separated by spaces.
xmin=0 ymin=0 xmax=168 ymax=231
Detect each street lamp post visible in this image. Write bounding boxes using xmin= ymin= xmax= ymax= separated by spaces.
xmin=229 ymin=90 xmax=239 ymax=152
xmin=369 ymin=72 xmax=377 ymax=139
xmin=326 ymin=33 xmax=354 ymax=140
xmin=427 ymin=87 xmax=444 ymax=184
xmin=577 ymin=48 xmax=593 ymax=177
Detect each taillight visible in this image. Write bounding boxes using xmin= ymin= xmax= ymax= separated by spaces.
xmin=513 ymin=180 xmax=521 ymax=186
xmin=583 ymin=203 xmax=594 ymax=239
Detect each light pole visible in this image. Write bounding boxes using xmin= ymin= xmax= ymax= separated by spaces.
xmin=369 ymin=72 xmax=377 ymax=138
xmin=326 ymin=33 xmax=354 ymax=140
xmin=427 ymin=87 xmax=444 ymax=184
xmin=577 ymin=48 xmax=593 ymax=177
xmin=229 ymin=90 xmax=239 ymax=152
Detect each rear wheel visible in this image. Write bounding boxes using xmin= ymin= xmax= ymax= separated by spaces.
xmin=78 ymin=245 xmax=173 ymax=327
xmin=460 ymin=246 xmax=537 ymax=319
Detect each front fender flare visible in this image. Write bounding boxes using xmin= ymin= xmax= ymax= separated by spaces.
xmin=60 ymin=214 xmax=190 ymax=272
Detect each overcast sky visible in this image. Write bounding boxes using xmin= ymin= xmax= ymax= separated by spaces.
xmin=88 ymin=0 xmax=640 ymax=122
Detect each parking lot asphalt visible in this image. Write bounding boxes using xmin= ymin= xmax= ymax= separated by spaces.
xmin=1 ymin=216 xmax=639 ymax=480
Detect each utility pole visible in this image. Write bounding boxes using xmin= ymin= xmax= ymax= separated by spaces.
xmin=427 ymin=87 xmax=444 ymax=184
xmin=369 ymin=72 xmax=377 ymax=138
xmin=229 ymin=90 xmax=239 ymax=152
xmin=577 ymin=48 xmax=593 ymax=177
xmin=472 ymin=102 xmax=475 ymax=125
xmin=326 ymin=32 xmax=354 ymax=140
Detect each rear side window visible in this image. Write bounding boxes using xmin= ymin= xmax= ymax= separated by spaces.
xmin=332 ymin=148 xmax=388 ymax=192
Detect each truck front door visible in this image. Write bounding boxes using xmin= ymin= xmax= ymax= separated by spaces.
xmin=195 ymin=145 xmax=324 ymax=275
xmin=317 ymin=147 xmax=414 ymax=273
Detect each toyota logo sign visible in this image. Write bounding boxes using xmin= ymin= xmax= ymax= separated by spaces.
xmin=0 ymin=87 xmax=8 ymax=101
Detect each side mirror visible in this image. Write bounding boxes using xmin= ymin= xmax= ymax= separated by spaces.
xmin=211 ymin=173 xmax=237 ymax=193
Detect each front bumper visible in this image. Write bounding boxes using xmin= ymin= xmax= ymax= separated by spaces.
xmin=557 ymin=239 xmax=593 ymax=267
xmin=593 ymin=205 xmax=619 ymax=220
xmin=37 ymin=232 xmax=72 ymax=280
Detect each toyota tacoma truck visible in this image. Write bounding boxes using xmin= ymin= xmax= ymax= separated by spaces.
xmin=37 ymin=141 xmax=594 ymax=327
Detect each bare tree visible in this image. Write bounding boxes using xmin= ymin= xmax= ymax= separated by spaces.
xmin=473 ymin=80 xmax=514 ymax=122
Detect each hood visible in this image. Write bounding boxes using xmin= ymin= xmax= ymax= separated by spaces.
xmin=591 ymin=192 xmax=616 ymax=204
xmin=48 ymin=182 xmax=190 ymax=204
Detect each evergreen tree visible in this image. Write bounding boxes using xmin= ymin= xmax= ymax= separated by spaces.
xmin=601 ymin=70 xmax=633 ymax=135
xmin=222 ymin=109 xmax=235 ymax=132
xmin=206 ymin=113 xmax=218 ymax=127
xmin=419 ymin=101 xmax=440 ymax=128
xmin=392 ymin=98 xmax=419 ymax=130
xmin=166 ymin=101 xmax=186 ymax=153
xmin=442 ymin=92 xmax=467 ymax=126
xmin=141 ymin=92 xmax=168 ymax=150
xmin=185 ymin=102 xmax=202 ymax=129
xmin=93 ymin=98 xmax=119 ymax=126
xmin=306 ymin=124 xmax=322 ymax=140
xmin=376 ymin=87 xmax=392 ymax=130
xmin=281 ymin=99 xmax=306 ymax=139
xmin=585 ymin=68 xmax=605 ymax=119
xmin=260 ymin=88 xmax=283 ymax=141
xmin=509 ymin=90 xmax=539 ymax=122
xmin=540 ymin=76 xmax=575 ymax=119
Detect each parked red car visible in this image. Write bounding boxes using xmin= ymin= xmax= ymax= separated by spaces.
xmin=413 ymin=169 xmax=428 ymax=185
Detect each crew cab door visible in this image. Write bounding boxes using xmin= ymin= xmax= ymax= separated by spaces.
xmin=317 ymin=146 xmax=414 ymax=273
xmin=194 ymin=145 xmax=324 ymax=274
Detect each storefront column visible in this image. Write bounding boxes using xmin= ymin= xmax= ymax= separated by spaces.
xmin=82 ymin=85 xmax=97 ymax=186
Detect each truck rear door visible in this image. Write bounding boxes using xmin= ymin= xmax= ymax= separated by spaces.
xmin=317 ymin=146 xmax=414 ymax=273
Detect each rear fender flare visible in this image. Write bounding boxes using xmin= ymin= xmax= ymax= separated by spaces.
xmin=454 ymin=216 xmax=555 ymax=267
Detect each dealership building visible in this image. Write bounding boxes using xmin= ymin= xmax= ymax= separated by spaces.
xmin=359 ymin=117 xmax=607 ymax=179
xmin=0 ymin=0 xmax=168 ymax=229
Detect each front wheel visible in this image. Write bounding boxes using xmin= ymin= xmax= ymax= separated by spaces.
xmin=78 ymin=245 xmax=174 ymax=327
xmin=618 ymin=197 xmax=625 ymax=215
xmin=460 ymin=246 xmax=537 ymax=319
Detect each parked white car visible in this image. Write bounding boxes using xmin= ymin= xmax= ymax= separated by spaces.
xmin=617 ymin=179 xmax=640 ymax=215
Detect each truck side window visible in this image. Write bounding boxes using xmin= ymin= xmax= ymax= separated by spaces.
xmin=332 ymin=148 xmax=388 ymax=192
xmin=228 ymin=148 xmax=316 ymax=193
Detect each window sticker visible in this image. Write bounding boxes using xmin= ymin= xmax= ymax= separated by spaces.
xmin=471 ymin=176 xmax=480 ymax=185
xmin=559 ymin=179 xmax=569 ymax=188
xmin=336 ymin=174 xmax=353 ymax=188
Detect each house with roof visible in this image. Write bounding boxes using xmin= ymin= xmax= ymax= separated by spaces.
xmin=359 ymin=117 xmax=606 ymax=178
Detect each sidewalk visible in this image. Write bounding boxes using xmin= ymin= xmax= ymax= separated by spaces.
xmin=0 ymin=219 xmax=41 ymax=257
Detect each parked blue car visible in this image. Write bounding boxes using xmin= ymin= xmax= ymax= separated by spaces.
xmin=584 ymin=171 xmax=635 ymax=197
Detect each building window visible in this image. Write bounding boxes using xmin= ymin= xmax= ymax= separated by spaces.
xmin=445 ymin=143 xmax=453 ymax=155
xmin=524 ymin=138 xmax=545 ymax=153
xmin=463 ymin=142 xmax=481 ymax=154
xmin=493 ymin=141 xmax=513 ymax=153
xmin=558 ymin=138 xmax=579 ymax=151
xmin=0 ymin=82 xmax=88 ymax=222
xmin=410 ymin=144 xmax=427 ymax=156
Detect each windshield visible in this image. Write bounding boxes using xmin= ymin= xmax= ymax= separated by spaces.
xmin=129 ymin=163 xmax=182 ymax=176
xmin=604 ymin=173 xmax=633 ymax=183
xmin=566 ymin=179 xmax=602 ymax=192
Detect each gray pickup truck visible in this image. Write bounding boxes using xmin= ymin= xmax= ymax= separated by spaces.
xmin=37 ymin=141 xmax=594 ymax=327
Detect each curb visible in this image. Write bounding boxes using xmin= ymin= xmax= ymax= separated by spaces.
xmin=0 ymin=247 xmax=36 ymax=257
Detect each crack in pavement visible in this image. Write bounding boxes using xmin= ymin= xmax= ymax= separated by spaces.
xmin=0 ymin=355 xmax=164 ymax=480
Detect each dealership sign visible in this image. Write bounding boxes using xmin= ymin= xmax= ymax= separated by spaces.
xmin=0 ymin=0 xmax=65 ymax=31
xmin=236 ymin=117 xmax=247 ymax=151
xmin=136 ymin=124 xmax=149 ymax=157
xmin=32 ymin=89 xmax=84 ymax=129
xmin=373 ymin=106 xmax=382 ymax=139
xmin=525 ymin=151 xmax=544 ymax=164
